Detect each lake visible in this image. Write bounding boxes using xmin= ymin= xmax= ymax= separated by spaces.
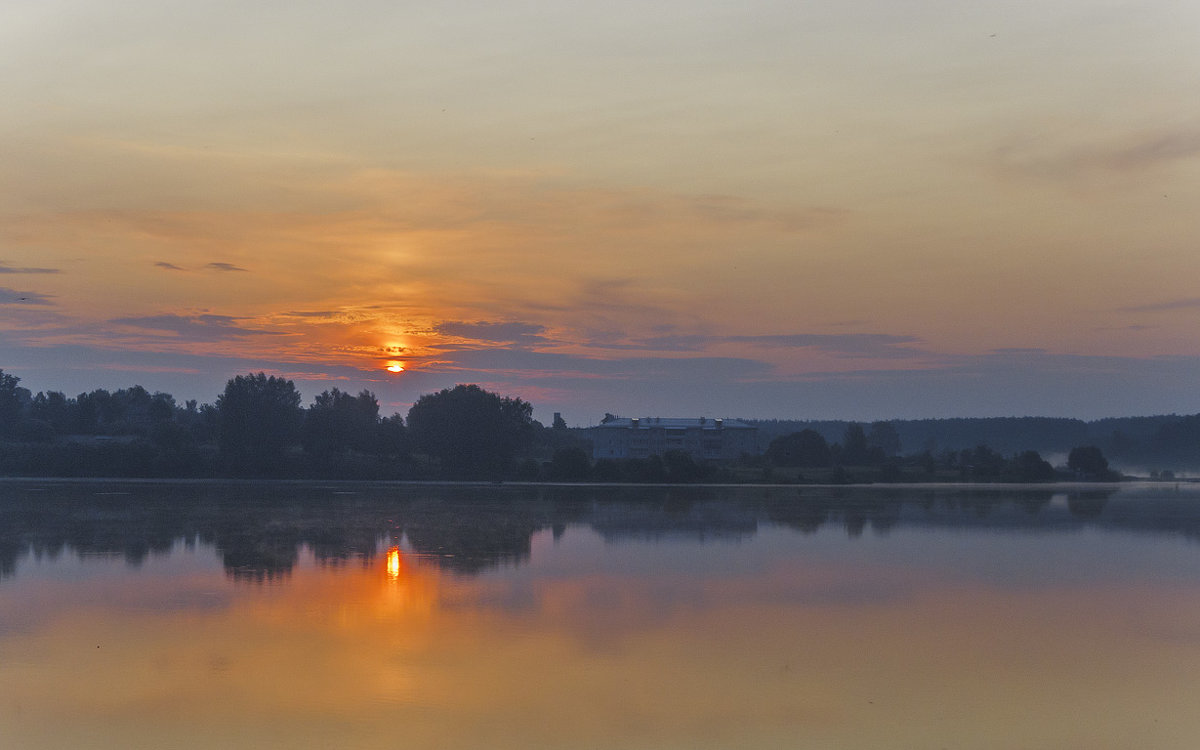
xmin=3 ymin=480 xmax=1200 ymax=749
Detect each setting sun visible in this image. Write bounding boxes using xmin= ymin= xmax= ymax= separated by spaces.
xmin=386 ymin=363 xmax=404 ymax=373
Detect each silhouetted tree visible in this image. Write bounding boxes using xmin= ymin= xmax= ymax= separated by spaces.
xmin=837 ymin=423 xmax=871 ymax=465
xmin=375 ymin=414 xmax=409 ymax=458
xmin=662 ymin=449 xmax=708 ymax=482
xmin=961 ymin=444 xmax=1006 ymax=479
xmin=303 ymin=388 xmax=380 ymax=457
xmin=1067 ymin=445 xmax=1115 ymax=480
xmin=766 ymin=429 xmax=832 ymax=467
xmin=216 ymin=373 xmax=303 ymax=473
xmin=1148 ymin=415 xmax=1200 ymax=468
xmin=877 ymin=460 xmax=903 ymax=482
xmin=867 ymin=421 xmax=901 ymax=457
xmin=547 ymin=446 xmax=591 ymax=481
xmin=96 ymin=385 xmax=176 ymax=436
xmin=29 ymin=391 xmax=72 ymax=435
xmin=0 ymin=370 xmax=26 ymax=437
xmin=1010 ymin=450 xmax=1056 ymax=482
xmin=406 ymin=384 xmax=534 ymax=477
xmin=73 ymin=389 xmax=110 ymax=433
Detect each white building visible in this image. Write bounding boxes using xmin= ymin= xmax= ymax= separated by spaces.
xmin=590 ymin=417 xmax=758 ymax=461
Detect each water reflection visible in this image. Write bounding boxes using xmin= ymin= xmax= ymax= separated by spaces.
xmin=3 ymin=481 xmax=1200 ymax=749
xmin=386 ymin=546 xmax=402 ymax=579
xmin=2 ymin=482 xmax=1198 ymax=582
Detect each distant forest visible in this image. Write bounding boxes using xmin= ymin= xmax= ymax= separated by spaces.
xmin=1 ymin=369 xmax=1197 ymax=481
xmin=748 ymin=416 xmax=1200 ymax=473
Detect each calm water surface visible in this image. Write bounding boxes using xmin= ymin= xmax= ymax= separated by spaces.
xmin=3 ymin=481 xmax=1200 ymax=749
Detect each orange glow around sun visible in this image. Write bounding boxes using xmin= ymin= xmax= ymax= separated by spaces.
xmin=386 ymin=362 xmax=404 ymax=373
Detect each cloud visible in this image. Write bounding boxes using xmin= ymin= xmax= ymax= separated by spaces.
xmin=421 ymin=347 xmax=777 ymax=384
xmin=1098 ymin=129 xmax=1200 ymax=172
xmin=728 ymin=334 xmax=925 ymax=358
xmin=154 ymin=261 xmax=186 ymax=271
xmin=109 ymin=314 xmax=284 ymax=342
xmin=994 ymin=124 xmax=1200 ymax=181
xmin=0 ymin=287 xmax=54 ymax=305
xmin=205 ymin=262 xmax=248 ymax=272
xmin=1118 ymin=297 xmax=1200 ymax=313
xmin=280 ymin=310 xmax=343 ymax=319
xmin=435 ymin=321 xmax=549 ymax=347
xmin=683 ymin=195 xmax=848 ymax=232
xmin=988 ymin=347 xmax=1047 ymax=355
xmin=609 ymin=332 xmax=926 ymax=359
xmin=0 ymin=262 xmax=61 ymax=274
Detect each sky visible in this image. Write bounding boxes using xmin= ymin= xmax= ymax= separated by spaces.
xmin=2 ymin=0 xmax=1199 ymax=425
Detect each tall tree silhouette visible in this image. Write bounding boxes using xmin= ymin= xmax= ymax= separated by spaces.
xmin=406 ymin=384 xmax=533 ymax=477
xmin=303 ymin=388 xmax=380 ymax=458
xmin=216 ymin=373 xmax=302 ymax=474
xmin=0 ymin=370 xmax=25 ymax=437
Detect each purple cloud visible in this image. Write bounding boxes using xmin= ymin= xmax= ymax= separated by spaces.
xmin=436 ymin=321 xmax=550 ymax=347
xmin=0 ymin=287 xmax=54 ymax=305
xmin=615 ymin=332 xmax=926 ymax=358
xmin=109 ymin=314 xmax=283 ymax=341
xmin=0 ymin=262 xmax=61 ymax=274
xmin=1119 ymin=297 xmax=1200 ymax=313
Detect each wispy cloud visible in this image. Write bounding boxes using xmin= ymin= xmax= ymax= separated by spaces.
xmin=1098 ymin=129 xmax=1200 ymax=172
xmin=691 ymin=196 xmax=848 ymax=232
xmin=435 ymin=321 xmax=550 ymax=347
xmin=994 ymin=124 xmax=1200 ymax=181
xmin=109 ymin=314 xmax=284 ymax=341
xmin=424 ymin=347 xmax=776 ymax=383
xmin=205 ymin=262 xmax=248 ymax=272
xmin=607 ymin=332 xmax=925 ymax=359
xmin=1118 ymin=297 xmax=1200 ymax=313
xmin=0 ymin=262 xmax=61 ymax=274
xmin=0 ymin=287 xmax=54 ymax=305
xmin=154 ymin=261 xmax=186 ymax=271
xmin=728 ymin=334 xmax=924 ymax=358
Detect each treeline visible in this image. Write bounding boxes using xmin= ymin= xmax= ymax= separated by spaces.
xmin=750 ymin=414 xmax=1200 ymax=473
xmin=0 ymin=370 xmax=569 ymax=480
xmin=755 ymin=424 xmax=1122 ymax=483
xmin=0 ymin=368 xmax=1187 ymax=482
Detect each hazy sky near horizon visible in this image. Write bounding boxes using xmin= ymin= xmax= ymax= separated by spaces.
xmin=3 ymin=0 xmax=1199 ymax=423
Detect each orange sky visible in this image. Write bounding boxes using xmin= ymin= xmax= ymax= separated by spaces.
xmin=3 ymin=1 xmax=1199 ymax=421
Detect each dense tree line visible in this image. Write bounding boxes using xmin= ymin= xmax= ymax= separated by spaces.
xmin=1 ymin=371 xmax=609 ymax=481
xmin=0 ymin=370 xmax=531 ymax=479
xmin=758 ymin=422 xmax=1128 ymax=483
xmin=0 ymin=368 xmax=1184 ymax=482
xmin=752 ymin=414 xmax=1200 ymax=473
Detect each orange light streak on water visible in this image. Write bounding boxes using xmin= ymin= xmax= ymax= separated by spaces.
xmin=386 ymin=546 xmax=402 ymax=579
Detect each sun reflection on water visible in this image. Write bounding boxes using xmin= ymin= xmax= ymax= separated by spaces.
xmin=386 ymin=546 xmax=402 ymax=580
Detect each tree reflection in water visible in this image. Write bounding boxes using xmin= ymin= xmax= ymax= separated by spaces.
xmin=2 ymin=481 xmax=1197 ymax=583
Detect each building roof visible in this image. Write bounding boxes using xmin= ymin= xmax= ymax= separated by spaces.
xmin=592 ymin=417 xmax=755 ymax=430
